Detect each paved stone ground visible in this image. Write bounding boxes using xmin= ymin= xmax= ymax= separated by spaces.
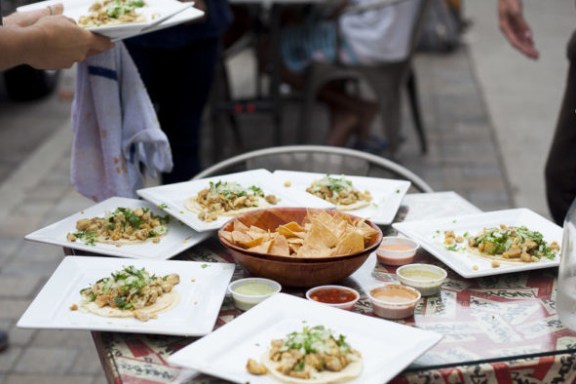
xmin=0 ymin=42 xmax=511 ymax=383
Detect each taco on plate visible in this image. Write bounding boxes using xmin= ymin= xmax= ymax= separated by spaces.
xmin=185 ymin=180 xmax=279 ymax=222
xmin=66 ymin=207 xmax=169 ymax=246
xmin=78 ymin=265 xmax=179 ymax=322
xmin=78 ymin=0 xmax=147 ymax=28
xmin=306 ymin=176 xmax=371 ymax=211
xmin=443 ymin=225 xmax=560 ymax=264
xmin=247 ymin=325 xmax=362 ymax=383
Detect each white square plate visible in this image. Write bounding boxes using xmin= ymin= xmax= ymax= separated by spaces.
xmin=18 ymin=256 xmax=235 ymax=336
xmin=25 ymin=196 xmax=210 ymax=259
xmin=167 ymin=293 xmax=442 ymax=384
xmin=118 ymin=5 xmax=203 ymax=41
xmin=400 ymin=191 xmax=482 ymax=221
xmin=17 ymin=0 xmax=202 ymax=41
xmin=273 ymin=170 xmax=411 ymax=225
xmin=137 ymin=169 xmax=329 ymax=232
xmin=393 ymin=208 xmax=563 ymax=278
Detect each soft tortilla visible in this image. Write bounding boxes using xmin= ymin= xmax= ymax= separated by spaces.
xmin=184 ymin=196 xmax=273 ymax=219
xmin=335 ymin=199 xmax=371 ymax=212
xmin=93 ymin=231 xmax=166 ymax=246
xmin=81 ymin=290 xmax=179 ymax=320
xmin=262 ymin=351 xmax=363 ymax=384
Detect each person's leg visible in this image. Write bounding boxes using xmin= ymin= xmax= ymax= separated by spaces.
xmin=282 ymin=69 xmax=377 ymax=146
xmin=325 ymin=106 xmax=358 ymax=146
xmin=545 ymin=31 xmax=576 ymax=224
xmin=127 ymin=39 xmax=220 ymax=184
xmin=0 ymin=329 xmax=8 ymax=352
xmin=317 ymin=82 xmax=378 ymax=147
xmin=155 ymin=38 xmax=220 ymax=184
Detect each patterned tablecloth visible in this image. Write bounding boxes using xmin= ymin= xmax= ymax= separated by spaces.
xmin=90 ymin=193 xmax=576 ymax=384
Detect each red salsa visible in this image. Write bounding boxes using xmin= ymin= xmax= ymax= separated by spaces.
xmin=311 ymin=288 xmax=357 ymax=304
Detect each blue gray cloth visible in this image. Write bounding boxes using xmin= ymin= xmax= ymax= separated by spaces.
xmin=71 ymin=43 xmax=173 ymax=202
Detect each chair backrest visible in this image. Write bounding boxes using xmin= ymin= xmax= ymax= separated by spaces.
xmin=341 ymin=0 xmax=431 ymax=64
xmin=192 ymin=145 xmax=433 ymax=193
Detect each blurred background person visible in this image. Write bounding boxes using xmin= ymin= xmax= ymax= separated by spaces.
xmin=0 ymin=2 xmax=112 ymax=353
xmin=277 ymin=0 xmax=421 ymax=151
xmin=124 ymin=0 xmax=232 ymax=184
xmin=497 ymin=0 xmax=574 ymax=224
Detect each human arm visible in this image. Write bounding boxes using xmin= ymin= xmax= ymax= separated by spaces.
xmin=497 ymin=0 xmax=539 ymax=59
xmin=0 ymin=6 xmax=113 ymax=70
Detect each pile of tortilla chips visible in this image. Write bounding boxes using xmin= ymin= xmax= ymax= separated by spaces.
xmin=220 ymin=210 xmax=379 ymax=258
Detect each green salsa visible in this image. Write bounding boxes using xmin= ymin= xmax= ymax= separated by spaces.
xmin=400 ymin=269 xmax=443 ymax=281
xmin=234 ymin=282 xmax=276 ymax=296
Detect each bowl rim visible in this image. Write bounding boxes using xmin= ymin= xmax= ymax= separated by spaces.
xmin=377 ymin=236 xmax=419 ymax=254
xmin=367 ymin=283 xmax=421 ymax=307
xmin=305 ymin=284 xmax=360 ymax=305
xmin=396 ymin=263 xmax=448 ymax=284
xmin=228 ymin=277 xmax=282 ymax=298
xmin=217 ymin=207 xmax=383 ymax=263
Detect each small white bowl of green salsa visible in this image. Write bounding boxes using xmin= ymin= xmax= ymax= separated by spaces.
xmin=228 ymin=277 xmax=282 ymax=311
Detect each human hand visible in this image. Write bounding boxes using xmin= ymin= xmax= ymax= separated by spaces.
xmin=497 ymin=0 xmax=539 ymax=59
xmin=180 ymin=0 xmax=205 ymax=24
xmin=191 ymin=0 xmax=206 ymax=12
xmin=26 ymin=15 xmax=114 ymax=69
xmin=4 ymin=3 xmax=63 ymax=27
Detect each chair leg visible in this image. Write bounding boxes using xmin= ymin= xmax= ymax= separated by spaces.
xmin=210 ymin=58 xmax=244 ymax=163
xmin=298 ymin=68 xmax=322 ymax=144
xmin=379 ymin=91 xmax=403 ymax=158
xmin=406 ymin=67 xmax=428 ymax=154
xmin=220 ymin=62 xmax=244 ymax=151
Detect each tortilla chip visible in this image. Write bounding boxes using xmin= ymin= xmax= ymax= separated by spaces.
xmin=232 ymin=230 xmax=257 ymax=247
xmin=248 ymin=225 xmax=267 ymax=235
xmin=355 ymin=219 xmax=379 ymax=240
xmin=331 ymin=220 xmax=348 ymax=239
xmin=248 ymin=239 xmax=273 ymax=254
xmin=307 ymin=219 xmax=339 ymax=248
xmin=296 ymin=243 xmax=333 ymax=258
xmin=233 ymin=219 xmax=250 ymax=232
xmin=220 ymin=230 xmax=233 ymax=243
xmin=277 ymin=222 xmax=305 ymax=238
xmin=332 ymin=230 xmax=365 ymax=255
xmin=269 ymin=235 xmax=291 ymax=257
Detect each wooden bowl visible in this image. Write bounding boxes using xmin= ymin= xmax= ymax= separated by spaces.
xmin=218 ymin=207 xmax=382 ymax=288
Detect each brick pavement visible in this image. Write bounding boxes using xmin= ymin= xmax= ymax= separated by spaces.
xmin=0 ymin=44 xmax=512 ymax=383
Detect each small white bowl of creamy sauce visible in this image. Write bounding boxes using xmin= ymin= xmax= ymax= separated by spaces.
xmin=368 ymin=283 xmax=421 ymax=319
xmin=228 ymin=278 xmax=281 ymax=311
xmin=376 ymin=236 xmax=419 ymax=266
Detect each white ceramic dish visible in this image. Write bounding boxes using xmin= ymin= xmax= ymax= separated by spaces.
xmin=137 ymin=169 xmax=328 ymax=232
xmin=272 ymin=170 xmax=411 ymax=225
xmin=376 ymin=236 xmax=419 ymax=266
xmin=368 ymin=283 xmax=421 ymax=320
xmin=396 ymin=263 xmax=447 ymax=296
xmin=305 ymin=285 xmax=360 ymax=310
xmin=228 ymin=278 xmax=281 ymax=311
xmin=25 ymin=196 xmax=210 ymax=260
xmin=400 ymin=191 xmax=482 ymax=222
xmin=17 ymin=256 xmax=235 ymax=336
xmin=393 ymin=208 xmax=563 ymax=278
xmin=118 ymin=6 xmax=203 ymax=41
xmin=17 ymin=0 xmax=201 ymax=41
xmin=167 ymin=293 xmax=442 ymax=384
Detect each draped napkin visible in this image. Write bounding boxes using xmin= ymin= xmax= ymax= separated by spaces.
xmin=71 ymin=42 xmax=173 ymax=202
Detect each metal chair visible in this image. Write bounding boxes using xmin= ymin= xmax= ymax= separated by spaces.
xmin=192 ymin=145 xmax=433 ymax=193
xmin=297 ymin=0 xmax=431 ymax=157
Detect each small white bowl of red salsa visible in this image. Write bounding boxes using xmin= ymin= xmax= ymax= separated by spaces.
xmin=305 ymin=285 xmax=360 ymax=310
